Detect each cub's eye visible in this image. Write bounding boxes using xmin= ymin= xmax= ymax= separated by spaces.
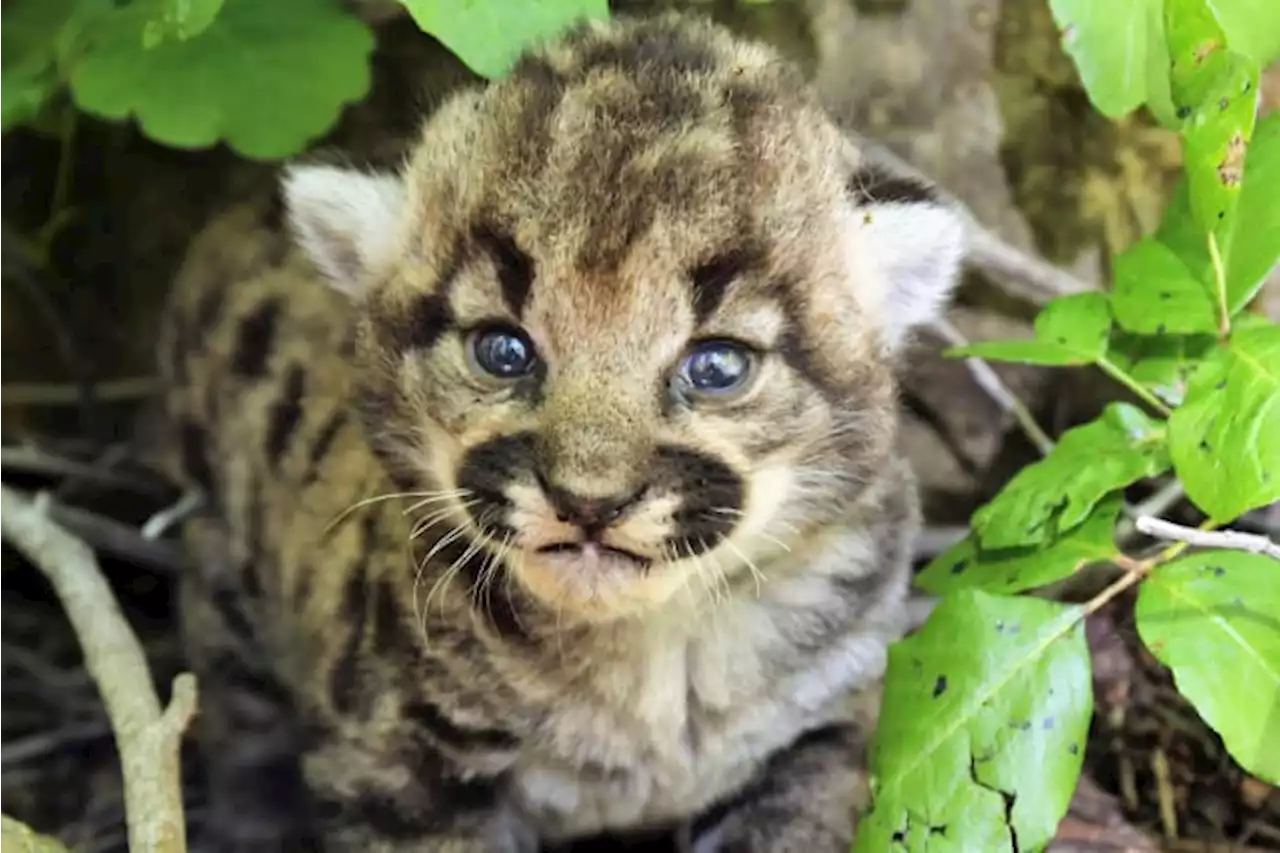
xmin=468 ymin=325 xmax=537 ymax=379
xmin=678 ymin=340 xmax=755 ymax=397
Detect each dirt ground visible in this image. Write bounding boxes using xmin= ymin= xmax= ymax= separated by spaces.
xmin=2 ymin=1 xmax=1277 ymax=851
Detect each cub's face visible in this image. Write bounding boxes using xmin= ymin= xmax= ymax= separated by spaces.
xmin=283 ymin=14 xmax=965 ymax=621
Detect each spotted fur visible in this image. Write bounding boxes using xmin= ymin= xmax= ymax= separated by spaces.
xmin=158 ymin=13 xmax=966 ymax=852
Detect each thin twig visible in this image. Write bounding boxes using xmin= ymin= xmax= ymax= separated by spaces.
xmin=1135 ymin=516 xmax=1280 ymax=560
xmin=2 ymin=718 xmax=113 ymax=765
xmin=1117 ymin=480 xmax=1187 ymax=541
xmin=930 ymin=318 xmax=1056 ymax=455
xmin=2 ymin=377 xmax=162 ymax=406
xmin=47 ymin=500 xmax=189 ymax=575
xmin=0 ymin=485 xmax=197 ymax=853
xmin=1 ymin=444 xmax=166 ymax=496
xmin=854 ymin=134 xmax=1096 ymax=305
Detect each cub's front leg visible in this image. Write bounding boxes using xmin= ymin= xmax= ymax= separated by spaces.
xmin=301 ymin=727 xmax=536 ymax=853
xmin=697 ymin=724 xmax=870 ymax=853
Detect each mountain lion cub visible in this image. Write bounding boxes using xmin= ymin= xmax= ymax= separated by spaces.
xmin=158 ymin=11 xmax=965 ymax=853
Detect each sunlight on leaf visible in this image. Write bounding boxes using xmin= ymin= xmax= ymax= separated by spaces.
xmin=1048 ymin=0 xmax=1169 ymax=120
xmin=141 ymin=0 xmax=226 ymax=49
xmin=971 ymin=404 xmax=1168 ymax=550
xmin=917 ymin=494 xmax=1122 ymax=596
xmin=1168 ymin=323 xmax=1280 ymax=521
xmin=400 ymin=0 xmax=609 ymax=79
xmin=856 ymin=592 xmax=1091 ymax=853
xmin=1137 ymin=550 xmax=1280 ymax=784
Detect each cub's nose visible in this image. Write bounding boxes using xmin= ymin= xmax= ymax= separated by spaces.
xmin=538 ymin=475 xmax=648 ymax=532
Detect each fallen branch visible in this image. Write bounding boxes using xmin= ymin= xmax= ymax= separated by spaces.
xmin=1135 ymin=516 xmax=1280 ymax=560
xmin=2 ymin=377 xmax=162 ymax=407
xmin=0 ymin=485 xmax=197 ymax=853
xmin=46 ymin=500 xmax=189 ymax=575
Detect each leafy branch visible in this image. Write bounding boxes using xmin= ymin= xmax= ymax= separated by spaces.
xmin=862 ymin=0 xmax=1280 ymax=848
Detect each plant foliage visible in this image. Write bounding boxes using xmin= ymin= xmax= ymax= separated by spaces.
xmin=865 ymin=0 xmax=1280 ymax=848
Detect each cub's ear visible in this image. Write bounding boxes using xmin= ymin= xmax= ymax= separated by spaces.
xmin=280 ymin=163 xmax=406 ymax=297
xmin=845 ymin=163 xmax=967 ymax=352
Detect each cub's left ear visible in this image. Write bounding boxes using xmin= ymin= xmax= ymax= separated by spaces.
xmin=846 ymin=163 xmax=967 ymax=352
xmin=280 ymin=163 xmax=407 ymax=298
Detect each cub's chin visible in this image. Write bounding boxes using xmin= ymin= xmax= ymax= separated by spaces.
xmin=509 ymin=542 xmax=695 ymax=621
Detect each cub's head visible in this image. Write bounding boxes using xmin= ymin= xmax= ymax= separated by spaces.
xmin=283 ymin=14 xmax=965 ymax=621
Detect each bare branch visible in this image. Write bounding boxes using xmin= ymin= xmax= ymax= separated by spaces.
xmin=1135 ymin=516 xmax=1280 ymax=560
xmin=2 ymin=377 xmax=162 ymax=407
xmin=0 ymin=485 xmax=197 ymax=853
xmin=930 ymin=318 xmax=1056 ymax=456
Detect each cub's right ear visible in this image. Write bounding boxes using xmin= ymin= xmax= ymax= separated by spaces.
xmin=281 ymin=163 xmax=406 ymax=297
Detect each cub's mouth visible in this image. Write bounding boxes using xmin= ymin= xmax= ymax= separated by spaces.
xmin=534 ymin=541 xmax=653 ymax=570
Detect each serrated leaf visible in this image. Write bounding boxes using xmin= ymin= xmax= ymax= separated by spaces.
xmin=856 ymin=591 xmax=1091 ymax=853
xmin=1110 ymin=331 xmax=1216 ymax=405
xmin=949 ymin=292 xmax=1112 ymax=366
xmin=973 ymin=403 xmax=1169 ymax=549
xmin=141 ymin=0 xmax=225 ymax=48
xmin=917 ymin=493 xmax=1122 ymax=596
xmin=1136 ymin=551 xmax=1280 ymax=784
xmin=1168 ymin=323 xmax=1280 ymax=521
xmin=68 ymin=0 xmax=375 ymax=159
xmin=401 ymin=0 xmax=609 ymax=79
xmin=1166 ymin=0 xmax=1259 ymax=236
xmin=0 ymin=0 xmax=81 ymax=131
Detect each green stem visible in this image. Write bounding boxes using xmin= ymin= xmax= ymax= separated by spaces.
xmin=1207 ymin=231 xmax=1230 ymax=339
xmin=1097 ymin=356 xmax=1174 ymax=418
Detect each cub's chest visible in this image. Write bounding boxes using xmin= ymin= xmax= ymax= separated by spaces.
xmin=508 ymin=591 xmax=881 ymax=840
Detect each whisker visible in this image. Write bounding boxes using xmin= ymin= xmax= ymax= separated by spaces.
xmin=325 ymin=488 xmax=459 ymax=534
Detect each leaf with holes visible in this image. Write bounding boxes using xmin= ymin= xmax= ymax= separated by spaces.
xmin=971 ymin=403 xmax=1168 ymax=550
xmin=68 ymin=0 xmax=374 ymax=159
xmin=1137 ymin=551 xmax=1280 ymax=784
xmin=917 ymin=494 xmax=1122 ymax=597
xmin=1165 ymin=0 xmax=1259 ymax=236
xmin=1168 ymin=323 xmax=1280 ymax=521
xmin=948 ymin=292 xmax=1112 ymax=367
xmin=1109 ymin=331 xmax=1216 ymax=406
xmin=400 ymin=0 xmax=608 ymax=79
xmin=856 ymin=591 xmax=1091 ymax=853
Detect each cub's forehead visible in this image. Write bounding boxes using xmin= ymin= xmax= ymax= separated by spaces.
xmin=403 ymin=14 xmax=843 ymax=278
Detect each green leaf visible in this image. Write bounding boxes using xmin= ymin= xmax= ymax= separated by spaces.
xmin=1223 ymin=113 xmax=1280 ymax=312
xmin=1136 ymin=551 xmax=1280 ymax=784
xmin=972 ymin=403 xmax=1169 ymax=549
xmin=1110 ymin=331 xmax=1216 ymax=406
xmin=1203 ymin=0 xmax=1280 ymax=68
xmin=141 ymin=0 xmax=225 ymax=48
xmin=0 ymin=0 xmax=81 ymax=131
xmin=1048 ymin=0 xmax=1162 ymax=118
xmin=948 ymin=292 xmax=1112 ymax=366
xmin=1168 ymin=323 xmax=1280 ymax=521
xmin=1112 ymin=115 xmax=1280 ymax=333
xmin=2 ymin=815 xmax=73 ymax=853
xmin=401 ymin=0 xmax=609 ymax=79
xmin=917 ymin=493 xmax=1122 ymax=596
xmin=68 ymin=0 xmax=375 ymax=159
xmin=1166 ymin=0 xmax=1259 ymax=236
xmin=856 ymin=591 xmax=1091 ymax=853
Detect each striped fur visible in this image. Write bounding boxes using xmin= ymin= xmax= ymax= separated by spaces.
xmin=158 ymin=13 xmax=964 ymax=853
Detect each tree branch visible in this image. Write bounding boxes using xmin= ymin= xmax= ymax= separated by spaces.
xmin=1135 ymin=516 xmax=1280 ymax=560
xmin=0 ymin=485 xmax=197 ymax=853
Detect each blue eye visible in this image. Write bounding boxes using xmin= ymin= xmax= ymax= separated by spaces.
xmin=469 ymin=326 xmax=537 ymax=378
xmin=678 ymin=340 xmax=755 ymax=397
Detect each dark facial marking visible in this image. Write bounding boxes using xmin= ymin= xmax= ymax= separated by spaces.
xmin=472 ymin=224 xmax=534 ymax=317
xmin=265 ymin=365 xmax=306 ymax=470
xmin=303 ymin=410 xmax=348 ymax=483
xmin=231 ymin=299 xmax=282 ymax=377
xmin=379 ymin=293 xmax=454 ymax=352
xmin=456 ymin=432 xmax=537 ymax=528
xmin=655 ymin=444 xmax=743 ymax=556
xmin=689 ymin=245 xmax=761 ymax=325
xmin=847 ymin=164 xmax=937 ymax=206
